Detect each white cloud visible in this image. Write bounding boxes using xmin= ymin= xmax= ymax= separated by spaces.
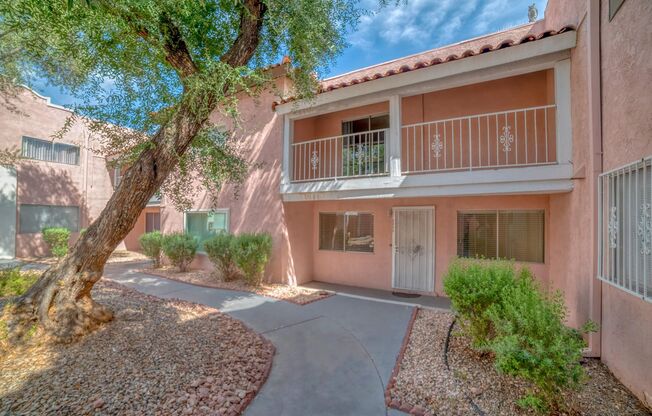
xmin=348 ymin=0 xmax=548 ymax=53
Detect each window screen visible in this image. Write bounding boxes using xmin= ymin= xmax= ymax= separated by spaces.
xmin=457 ymin=210 xmax=544 ymax=263
xmin=319 ymin=212 xmax=374 ymax=253
xmin=185 ymin=211 xmax=228 ymax=250
xmin=599 ymin=157 xmax=652 ymax=301
xmin=19 ymin=204 xmax=80 ymax=234
xmin=22 ymin=136 xmax=80 ymax=165
xmin=146 ymin=212 xmax=161 ymax=233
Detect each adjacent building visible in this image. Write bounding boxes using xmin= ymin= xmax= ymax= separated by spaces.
xmin=0 ymin=87 xmax=157 ymax=258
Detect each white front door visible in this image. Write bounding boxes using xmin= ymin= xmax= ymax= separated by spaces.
xmin=392 ymin=207 xmax=435 ymax=292
xmin=0 ymin=167 xmax=17 ymax=259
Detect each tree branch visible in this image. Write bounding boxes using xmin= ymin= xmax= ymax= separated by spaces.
xmin=158 ymin=12 xmax=197 ymax=78
xmin=220 ymin=0 xmax=266 ymax=67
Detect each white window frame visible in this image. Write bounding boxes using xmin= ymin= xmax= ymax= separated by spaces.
xmin=457 ymin=209 xmax=546 ymax=264
xmin=598 ymin=156 xmax=652 ymax=302
xmin=318 ymin=211 xmax=375 ymax=254
xmin=183 ymin=209 xmax=230 ymax=253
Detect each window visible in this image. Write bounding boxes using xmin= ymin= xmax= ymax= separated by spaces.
xmin=19 ymin=204 xmax=80 ymax=234
xmin=21 ymin=136 xmax=80 ymax=165
xmin=457 ymin=210 xmax=544 ymax=263
xmin=609 ymin=0 xmax=626 ymax=20
xmin=319 ymin=212 xmax=374 ymax=253
xmin=146 ymin=212 xmax=160 ymax=233
xmin=598 ymin=157 xmax=652 ymax=301
xmin=341 ymin=115 xmax=388 ymax=177
xmin=185 ymin=210 xmax=229 ymax=250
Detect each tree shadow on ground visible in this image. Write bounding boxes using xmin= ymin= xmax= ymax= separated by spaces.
xmin=0 ymin=280 xmax=274 ymax=415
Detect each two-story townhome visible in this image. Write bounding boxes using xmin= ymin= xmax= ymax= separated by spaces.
xmin=0 ymin=87 xmax=160 ymax=258
xmin=159 ymin=0 xmax=652 ymax=406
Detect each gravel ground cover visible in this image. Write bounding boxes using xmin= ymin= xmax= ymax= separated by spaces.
xmin=140 ymin=266 xmax=333 ymax=305
xmin=388 ymin=308 xmax=651 ymax=416
xmin=20 ymin=250 xmax=149 ymax=266
xmin=0 ymin=279 xmax=274 ymax=416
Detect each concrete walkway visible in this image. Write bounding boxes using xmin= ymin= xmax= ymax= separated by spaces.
xmin=104 ymin=262 xmax=414 ymax=416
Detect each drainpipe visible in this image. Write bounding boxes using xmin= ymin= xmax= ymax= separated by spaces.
xmin=586 ymin=0 xmax=603 ymax=358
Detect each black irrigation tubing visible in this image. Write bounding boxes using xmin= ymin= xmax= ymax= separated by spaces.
xmin=444 ymin=317 xmax=487 ymax=416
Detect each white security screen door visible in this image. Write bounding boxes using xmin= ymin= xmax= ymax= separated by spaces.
xmin=0 ymin=167 xmax=17 ymax=259
xmin=392 ymin=207 xmax=435 ymax=292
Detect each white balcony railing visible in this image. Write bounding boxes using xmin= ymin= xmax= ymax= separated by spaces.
xmin=291 ymin=128 xmax=389 ymax=182
xmin=401 ymin=105 xmax=557 ymax=174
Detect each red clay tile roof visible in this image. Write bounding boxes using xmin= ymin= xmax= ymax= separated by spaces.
xmin=274 ymin=22 xmax=574 ymax=108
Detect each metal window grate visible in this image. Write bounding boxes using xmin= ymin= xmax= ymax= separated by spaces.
xmin=598 ymin=156 xmax=652 ymax=302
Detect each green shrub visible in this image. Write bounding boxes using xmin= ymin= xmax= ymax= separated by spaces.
xmin=42 ymin=227 xmax=71 ymax=257
xmin=443 ymin=258 xmax=597 ymax=412
xmin=486 ymin=274 xmax=593 ymax=412
xmin=0 ymin=268 xmax=40 ymax=297
xmin=232 ymin=233 xmax=272 ymax=286
xmin=204 ymin=233 xmax=239 ymax=281
xmin=162 ymin=232 xmax=198 ymax=272
xmin=443 ymin=257 xmax=517 ymax=347
xmin=139 ymin=231 xmax=164 ymax=268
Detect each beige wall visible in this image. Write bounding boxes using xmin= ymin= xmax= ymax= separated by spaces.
xmin=287 ymin=195 xmax=550 ymax=295
xmin=596 ymin=0 xmax=652 ymax=405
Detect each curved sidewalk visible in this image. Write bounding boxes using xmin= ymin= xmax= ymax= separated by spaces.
xmin=104 ymin=262 xmax=413 ymax=416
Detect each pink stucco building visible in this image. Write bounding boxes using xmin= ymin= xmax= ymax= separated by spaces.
xmin=0 ymin=87 xmax=158 ymax=258
xmin=0 ymin=0 xmax=649 ymax=407
xmin=158 ymin=0 xmax=652 ymax=406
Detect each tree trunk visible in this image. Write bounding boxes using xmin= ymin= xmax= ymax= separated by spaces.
xmin=5 ymin=0 xmax=265 ymax=344
xmin=7 ymin=105 xmax=206 ymax=343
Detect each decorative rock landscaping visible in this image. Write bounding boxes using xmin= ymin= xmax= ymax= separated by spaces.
xmin=0 ymin=280 xmax=274 ymax=415
xmin=387 ymin=308 xmax=651 ymax=416
xmin=140 ymin=266 xmax=333 ymax=305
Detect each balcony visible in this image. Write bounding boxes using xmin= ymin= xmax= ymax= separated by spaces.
xmin=282 ymin=65 xmax=573 ymax=201
xmin=291 ymin=129 xmax=389 ymax=182
xmin=401 ymin=105 xmax=557 ymax=174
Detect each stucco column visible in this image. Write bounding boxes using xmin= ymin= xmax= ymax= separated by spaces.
xmin=389 ymin=95 xmax=402 ymax=176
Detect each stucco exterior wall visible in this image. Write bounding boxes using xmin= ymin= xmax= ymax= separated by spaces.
xmin=401 ymin=70 xmax=554 ymax=125
xmin=293 ymin=101 xmax=390 ymax=142
xmin=293 ymin=195 xmax=550 ymax=295
xmin=596 ymin=0 xmax=652 ymax=405
xmin=160 ymin=77 xmax=295 ymax=282
xmin=1 ymin=89 xmax=107 ymax=257
xmin=0 ymin=88 xmax=145 ymax=257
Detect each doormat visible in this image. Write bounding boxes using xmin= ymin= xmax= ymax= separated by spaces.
xmin=392 ymin=291 xmax=421 ymax=298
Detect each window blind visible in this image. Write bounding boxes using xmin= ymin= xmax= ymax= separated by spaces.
xmin=22 ymin=136 xmax=80 ymax=165
xmin=457 ymin=210 xmax=544 ymax=263
xmin=146 ymin=212 xmax=161 ymax=233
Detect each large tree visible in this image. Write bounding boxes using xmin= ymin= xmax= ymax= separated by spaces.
xmin=0 ymin=0 xmax=363 ymax=343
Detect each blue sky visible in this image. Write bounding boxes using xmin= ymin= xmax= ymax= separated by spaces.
xmin=33 ymin=0 xmax=547 ymax=106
